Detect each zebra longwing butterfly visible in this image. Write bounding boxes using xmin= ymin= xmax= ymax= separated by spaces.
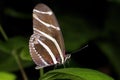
xmin=29 ymin=4 xmax=70 ymax=69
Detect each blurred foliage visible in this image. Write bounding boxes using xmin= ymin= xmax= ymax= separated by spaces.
xmin=58 ymin=15 xmax=100 ymax=51
xmin=109 ymin=0 xmax=120 ymax=3
xmin=0 ymin=0 xmax=120 ymax=80
xmin=0 ymin=72 xmax=16 ymax=80
xmin=4 ymin=8 xmax=31 ymax=19
xmin=0 ymin=37 xmax=33 ymax=71
xmin=97 ymin=42 xmax=120 ymax=77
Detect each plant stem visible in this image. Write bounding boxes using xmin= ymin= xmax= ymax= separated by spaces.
xmin=12 ymin=50 xmax=28 ymax=80
xmin=40 ymin=68 xmax=44 ymax=77
xmin=39 ymin=68 xmax=44 ymax=80
xmin=0 ymin=25 xmax=28 ymax=80
xmin=0 ymin=25 xmax=8 ymax=41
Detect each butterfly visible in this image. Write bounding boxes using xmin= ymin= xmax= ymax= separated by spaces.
xmin=29 ymin=4 xmax=70 ymax=69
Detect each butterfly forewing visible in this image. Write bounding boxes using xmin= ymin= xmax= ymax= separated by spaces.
xmin=29 ymin=4 xmax=68 ymax=69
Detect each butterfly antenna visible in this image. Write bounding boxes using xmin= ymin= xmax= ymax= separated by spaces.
xmin=70 ymin=45 xmax=88 ymax=54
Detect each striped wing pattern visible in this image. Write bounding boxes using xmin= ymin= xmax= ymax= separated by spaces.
xmin=29 ymin=4 xmax=69 ymax=69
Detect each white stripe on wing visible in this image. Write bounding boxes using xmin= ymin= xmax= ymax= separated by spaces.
xmin=34 ymin=28 xmax=64 ymax=64
xmin=33 ymin=9 xmax=53 ymax=15
xmin=33 ymin=13 xmax=60 ymax=30
xmin=37 ymin=39 xmax=58 ymax=64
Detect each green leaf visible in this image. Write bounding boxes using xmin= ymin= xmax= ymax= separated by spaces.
xmin=97 ymin=42 xmax=120 ymax=78
xmin=0 ymin=50 xmax=32 ymax=71
xmin=0 ymin=72 xmax=16 ymax=80
xmin=0 ymin=36 xmax=33 ymax=71
xmin=0 ymin=36 xmax=28 ymax=53
xmin=41 ymin=68 xmax=114 ymax=80
xmin=20 ymin=45 xmax=32 ymax=61
xmin=4 ymin=8 xmax=31 ymax=19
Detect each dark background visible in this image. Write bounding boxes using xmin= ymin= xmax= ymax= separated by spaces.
xmin=0 ymin=0 xmax=120 ymax=80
